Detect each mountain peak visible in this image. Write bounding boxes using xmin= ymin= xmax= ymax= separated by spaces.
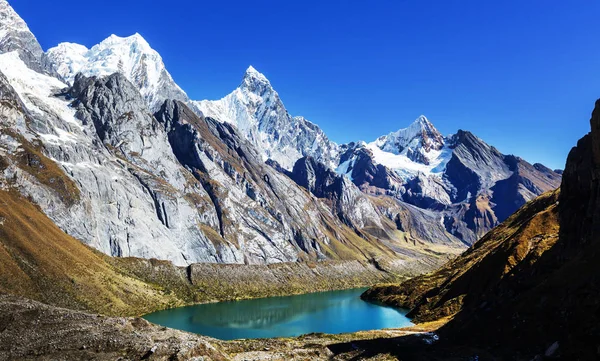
xmin=0 ymin=0 xmax=28 ymax=32
xmin=47 ymin=31 xmax=187 ymax=110
xmin=0 ymin=0 xmax=56 ymax=75
xmin=371 ymin=115 xmax=445 ymax=163
xmin=242 ymin=65 xmax=270 ymax=85
xmin=99 ymin=33 xmax=154 ymax=52
xmin=414 ymin=115 xmax=432 ymax=125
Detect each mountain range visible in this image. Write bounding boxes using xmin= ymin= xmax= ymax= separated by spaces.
xmin=0 ymin=0 xmax=560 ymax=270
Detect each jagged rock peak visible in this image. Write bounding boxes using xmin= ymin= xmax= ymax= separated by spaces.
xmin=240 ymin=65 xmax=275 ymax=96
xmin=193 ymin=66 xmax=339 ymax=170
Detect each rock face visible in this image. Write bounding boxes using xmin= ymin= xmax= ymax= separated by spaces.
xmin=559 ymin=99 xmax=600 ymax=248
xmin=363 ymin=99 xmax=600 ymax=359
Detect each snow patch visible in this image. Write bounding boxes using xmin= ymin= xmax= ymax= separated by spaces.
xmin=366 ymin=142 xmax=452 ymax=179
xmin=0 ymin=51 xmax=83 ymax=139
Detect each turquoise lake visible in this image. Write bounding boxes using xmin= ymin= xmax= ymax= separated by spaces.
xmin=143 ymin=288 xmax=412 ymax=340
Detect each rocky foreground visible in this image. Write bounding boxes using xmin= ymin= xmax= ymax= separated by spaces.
xmin=1 ymin=294 xmax=500 ymax=361
xmin=0 ymin=295 xmax=229 ymax=361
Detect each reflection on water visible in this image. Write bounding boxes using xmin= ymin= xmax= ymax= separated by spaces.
xmin=143 ymin=288 xmax=412 ymax=340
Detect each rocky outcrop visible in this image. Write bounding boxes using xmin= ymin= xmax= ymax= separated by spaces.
xmin=559 ymin=99 xmax=600 ymax=247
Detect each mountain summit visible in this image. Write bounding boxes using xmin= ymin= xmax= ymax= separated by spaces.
xmin=193 ymin=66 xmax=339 ymax=170
xmin=372 ymin=115 xmax=445 ymax=165
xmin=46 ymin=33 xmax=187 ymax=110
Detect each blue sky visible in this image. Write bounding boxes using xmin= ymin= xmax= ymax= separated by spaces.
xmin=12 ymin=0 xmax=600 ymax=170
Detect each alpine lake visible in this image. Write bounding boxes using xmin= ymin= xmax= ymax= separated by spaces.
xmin=143 ymin=288 xmax=412 ymax=340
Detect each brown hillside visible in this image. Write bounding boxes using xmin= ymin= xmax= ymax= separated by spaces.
xmin=362 ymin=189 xmax=560 ymax=323
xmin=0 ymin=189 xmax=184 ymax=315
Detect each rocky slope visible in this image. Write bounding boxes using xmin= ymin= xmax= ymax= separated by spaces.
xmin=0 ymin=295 xmax=230 ymax=361
xmin=363 ymin=99 xmax=600 ymax=359
xmin=0 ymin=185 xmax=423 ymax=319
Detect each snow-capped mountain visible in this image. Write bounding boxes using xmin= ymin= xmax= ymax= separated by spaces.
xmin=46 ymin=33 xmax=188 ymax=110
xmin=337 ymin=120 xmax=562 ymax=244
xmin=193 ymin=66 xmax=339 ymax=170
xmin=373 ymin=115 xmax=445 ymax=163
xmin=361 ymin=116 xmax=453 ymax=180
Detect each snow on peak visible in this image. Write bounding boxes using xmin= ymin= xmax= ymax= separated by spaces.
xmin=102 ymin=33 xmax=152 ymax=52
xmin=0 ymin=0 xmax=54 ymax=75
xmin=374 ymin=115 xmax=444 ymax=155
xmin=192 ymin=66 xmax=339 ymax=170
xmin=0 ymin=0 xmax=30 ymax=38
xmin=361 ymin=115 xmax=450 ymax=179
xmin=46 ymin=32 xmax=187 ymax=110
xmin=241 ymin=65 xmax=271 ymax=90
xmin=415 ymin=115 xmax=431 ymax=125
xmin=245 ymin=65 xmax=266 ymax=78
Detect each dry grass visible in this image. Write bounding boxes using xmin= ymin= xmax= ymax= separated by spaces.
xmin=363 ymin=189 xmax=561 ymax=323
xmin=0 ymin=189 xmax=182 ymax=316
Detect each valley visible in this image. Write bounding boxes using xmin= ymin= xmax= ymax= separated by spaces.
xmin=0 ymin=0 xmax=594 ymax=360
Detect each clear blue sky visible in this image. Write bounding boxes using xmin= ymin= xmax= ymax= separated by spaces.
xmin=11 ymin=0 xmax=600 ymax=170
